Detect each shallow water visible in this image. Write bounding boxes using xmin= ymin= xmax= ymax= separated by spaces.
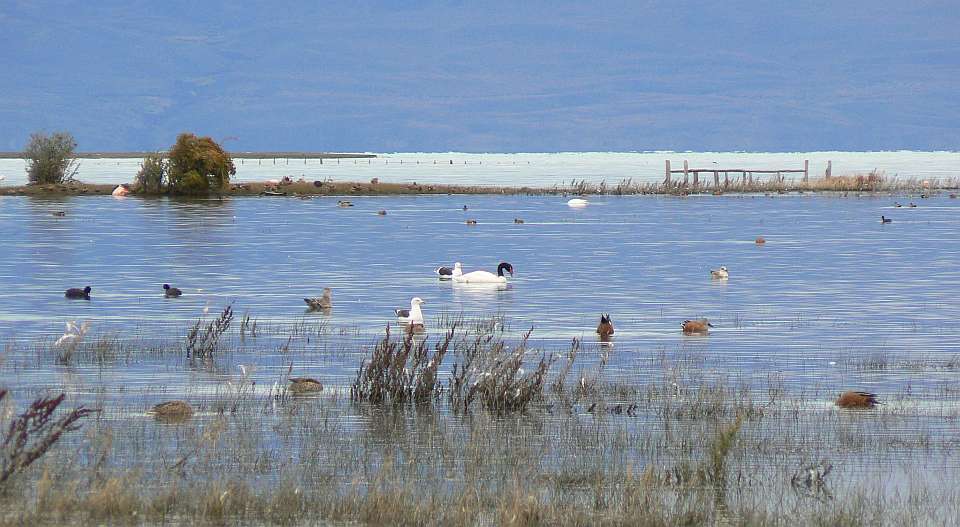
xmin=1 ymin=191 xmax=959 ymax=406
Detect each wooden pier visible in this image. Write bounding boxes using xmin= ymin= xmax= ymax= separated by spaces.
xmin=664 ymin=159 xmax=831 ymax=188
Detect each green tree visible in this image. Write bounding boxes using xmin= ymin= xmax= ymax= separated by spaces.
xmin=135 ymin=153 xmax=167 ymax=194
xmin=23 ymin=131 xmax=79 ymax=185
xmin=166 ymin=133 xmax=236 ymax=195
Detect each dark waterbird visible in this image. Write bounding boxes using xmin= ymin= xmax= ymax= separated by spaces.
xmin=163 ymin=284 xmax=182 ymax=297
xmin=881 ymin=216 xmax=892 ymax=223
xmin=65 ymin=286 xmax=91 ymax=300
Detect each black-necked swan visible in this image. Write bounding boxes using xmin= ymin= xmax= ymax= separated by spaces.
xmin=435 ymin=262 xmax=460 ymax=280
xmin=395 ymin=297 xmax=425 ymax=325
xmin=304 ymin=288 xmax=332 ymax=310
xmin=710 ymin=266 xmax=729 ymax=279
xmin=453 ymin=262 xmax=513 ymax=284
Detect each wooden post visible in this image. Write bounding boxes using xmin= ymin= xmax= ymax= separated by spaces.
xmin=714 ymin=171 xmax=719 ymax=187
xmin=826 ymin=160 xmax=832 ymax=178
xmin=665 ymin=160 xmax=672 ymax=186
xmin=693 ymin=170 xmax=699 ymax=187
xmin=724 ymin=172 xmax=730 ymax=188
xmin=803 ymin=160 xmax=809 ymax=182
xmin=683 ymin=160 xmax=689 ymax=186
xmin=748 ymin=172 xmax=753 ymax=185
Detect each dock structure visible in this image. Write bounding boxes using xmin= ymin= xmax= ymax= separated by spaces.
xmin=664 ymin=159 xmax=825 ymax=188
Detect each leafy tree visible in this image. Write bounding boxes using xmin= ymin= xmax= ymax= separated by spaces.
xmin=166 ymin=133 xmax=236 ymax=195
xmin=135 ymin=153 xmax=167 ymax=194
xmin=23 ymin=131 xmax=79 ymax=185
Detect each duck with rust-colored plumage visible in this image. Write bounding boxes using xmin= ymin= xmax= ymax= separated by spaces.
xmin=596 ymin=313 xmax=614 ymax=340
xmin=681 ymin=318 xmax=713 ymax=334
xmin=835 ymin=391 xmax=880 ymax=409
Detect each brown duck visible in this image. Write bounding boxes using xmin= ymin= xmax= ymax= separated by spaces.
xmin=149 ymin=400 xmax=193 ymax=421
xmin=681 ymin=318 xmax=713 ymax=334
xmin=596 ymin=313 xmax=614 ymax=340
xmin=835 ymin=391 xmax=880 ymax=409
xmin=289 ymin=377 xmax=324 ymax=394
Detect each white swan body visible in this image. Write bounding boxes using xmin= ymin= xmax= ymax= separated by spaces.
xmin=395 ymin=297 xmax=425 ymax=325
xmin=567 ymin=198 xmax=589 ymax=208
xmin=452 ymin=262 xmax=513 ymax=284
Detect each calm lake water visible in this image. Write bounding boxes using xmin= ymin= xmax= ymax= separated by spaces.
xmin=1 ymin=191 xmax=959 ymax=412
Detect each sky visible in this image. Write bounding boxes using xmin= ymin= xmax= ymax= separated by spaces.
xmin=0 ymin=1 xmax=958 ymax=152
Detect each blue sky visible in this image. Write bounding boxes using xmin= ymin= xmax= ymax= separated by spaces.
xmin=1 ymin=1 xmax=957 ymax=152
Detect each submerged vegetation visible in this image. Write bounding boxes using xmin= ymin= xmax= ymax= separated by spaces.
xmin=2 ymin=310 xmax=960 ymax=525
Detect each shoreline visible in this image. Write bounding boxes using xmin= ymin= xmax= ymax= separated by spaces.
xmin=1 ymin=177 xmax=956 ymax=198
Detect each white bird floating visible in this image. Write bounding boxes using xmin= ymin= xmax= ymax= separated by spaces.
xmin=453 ymin=262 xmax=514 ymax=284
xmin=395 ymin=297 xmax=426 ymax=326
xmin=710 ymin=266 xmax=729 ymax=279
xmin=567 ymin=198 xmax=589 ymax=208
xmin=55 ymin=320 xmax=90 ymax=348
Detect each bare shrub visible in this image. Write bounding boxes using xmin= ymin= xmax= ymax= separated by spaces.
xmin=449 ymin=328 xmax=556 ymax=414
xmin=350 ymin=324 xmax=457 ymax=405
xmin=0 ymin=390 xmax=95 ymax=485
xmin=185 ymin=304 xmax=234 ymax=359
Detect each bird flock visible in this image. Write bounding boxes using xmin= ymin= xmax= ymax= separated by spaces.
xmin=60 ymin=197 xmax=902 ymax=420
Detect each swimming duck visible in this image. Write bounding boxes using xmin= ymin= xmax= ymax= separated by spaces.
xmin=909 ymin=203 xmax=917 ymax=208
xmin=395 ymin=297 xmax=425 ymax=326
xmin=881 ymin=216 xmax=892 ymax=223
xmin=596 ymin=314 xmax=614 ymax=340
xmin=514 ymin=218 xmax=524 ymax=224
xmin=288 ymin=377 xmax=324 ymax=394
xmin=65 ymin=286 xmax=91 ymax=300
xmin=894 ymin=202 xmax=902 ymax=208
xmin=710 ymin=266 xmax=729 ymax=279
xmin=377 ymin=210 xmax=387 ymax=216
xmin=163 ymin=284 xmax=182 ymax=298
xmin=337 ymin=200 xmax=353 ymax=207
xmin=465 ymin=219 xmax=477 ymax=225
xmin=681 ymin=319 xmax=713 ymax=334
xmin=149 ymin=400 xmax=193 ymax=421
xmin=755 ymin=237 xmax=766 ymax=245
xmin=51 ymin=211 xmax=66 ymax=217
xmin=453 ymin=262 xmax=513 ymax=284
xmin=835 ymin=391 xmax=880 ymax=409
xmin=304 ymin=288 xmax=332 ymax=310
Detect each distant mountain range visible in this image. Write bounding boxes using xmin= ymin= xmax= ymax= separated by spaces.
xmin=2 ymin=1 xmax=957 ymax=152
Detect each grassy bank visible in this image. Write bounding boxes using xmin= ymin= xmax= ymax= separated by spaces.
xmin=3 ymin=172 xmax=959 ymax=198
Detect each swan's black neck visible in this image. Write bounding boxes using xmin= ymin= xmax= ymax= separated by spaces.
xmin=497 ymin=262 xmax=512 ymax=277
